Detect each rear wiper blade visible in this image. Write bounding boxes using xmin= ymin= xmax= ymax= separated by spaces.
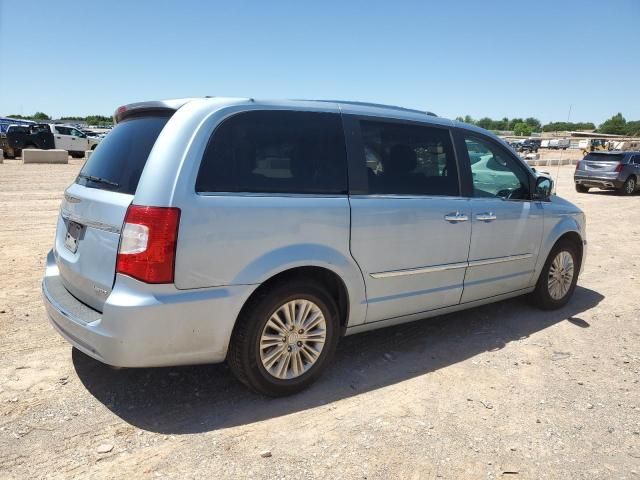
xmin=78 ymin=173 xmax=120 ymax=188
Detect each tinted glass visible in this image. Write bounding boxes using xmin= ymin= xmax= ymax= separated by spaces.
xmin=196 ymin=111 xmax=347 ymax=194
xmin=464 ymin=136 xmax=530 ymax=199
xmin=360 ymin=120 xmax=458 ymax=196
xmin=76 ymin=115 xmax=170 ymax=194
xmin=632 ymin=155 xmax=640 ymax=164
xmin=584 ymin=152 xmax=625 ymax=162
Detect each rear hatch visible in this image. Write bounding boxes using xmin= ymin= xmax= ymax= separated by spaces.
xmin=54 ymin=113 xmax=172 ymax=311
xmin=577 ymin=152 xmax=625 ymax=176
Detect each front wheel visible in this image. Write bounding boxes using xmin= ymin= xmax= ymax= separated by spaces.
xmin=227 ymin=280 xmax=340 ymax=396
xmin=530 ymin=240 xmax=580 ymax=310
xmin=620 ymin=176 xmax=636 ymax=196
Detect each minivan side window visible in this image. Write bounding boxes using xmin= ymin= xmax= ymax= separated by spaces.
xmin=463 ymin=135 xmax=531 ymax=200
xmin=359 ymin=120 xmax=459 ymax=196
xmin=196 ymin=111 xmax=347 ymax=194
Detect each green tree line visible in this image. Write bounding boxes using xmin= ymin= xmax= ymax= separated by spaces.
xmin=7 ymin=113 xmax=112 ymax=126
xmin=8 ymin=111 xmax=640 ymax=136
xmin=456 ymin=113 xmax=640 ymax=136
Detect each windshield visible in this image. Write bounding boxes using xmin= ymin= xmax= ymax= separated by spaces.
xmin=76 ymin=115 xmax=170 ymax=194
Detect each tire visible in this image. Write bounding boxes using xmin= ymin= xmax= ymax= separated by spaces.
xmin=227 ymin=280 xmax=340 ymax=396
xmin=529 ymin=239 xmax=580 ymax=310
xmin=575 ymin=184 xmax=589 ymax=193
xmin=70 ymin=151 xmax=85 ymax=159
xmin=620 ymin=176 xmax=636 ymax=196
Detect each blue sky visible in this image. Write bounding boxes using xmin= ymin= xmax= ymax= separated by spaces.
xmin=0 ymin=0 xmax=638 ymax=124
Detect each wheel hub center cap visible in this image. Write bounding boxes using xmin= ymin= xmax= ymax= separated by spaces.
xmin=286 ymin=332 xmax=300 ymax=345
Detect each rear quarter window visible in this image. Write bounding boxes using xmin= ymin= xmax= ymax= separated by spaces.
xmin=76 ymin=115 xmax=170 ymax=195
xmin=196 ymin=110 xmax=348 ymax=194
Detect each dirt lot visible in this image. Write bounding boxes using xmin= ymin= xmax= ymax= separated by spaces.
xmin=0 ymin=160 xmax=638 ymax=479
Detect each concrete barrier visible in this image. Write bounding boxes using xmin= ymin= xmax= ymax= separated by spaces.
xmin=85 ymin=150 xmax=93 ymax=160
xmin=527 ymin=159 xmax=548 ymax=167
xmin=23 ymin=149 xmax=68 ymax=164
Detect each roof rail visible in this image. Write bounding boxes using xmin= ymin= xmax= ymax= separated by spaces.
xmin=304 ymin=99 xmax=437 ymax=117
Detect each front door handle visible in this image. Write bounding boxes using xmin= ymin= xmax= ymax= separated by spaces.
xmin=444 ymin=212 xmax=469 ymax=222
xmin=476 ymin=212 xmax=497 ymax=221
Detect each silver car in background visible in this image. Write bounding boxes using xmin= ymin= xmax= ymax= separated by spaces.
xmin=574 ymin=151 xmax=640 ymax=195
xmin=42 ymin=98 xmax=587 ymax=396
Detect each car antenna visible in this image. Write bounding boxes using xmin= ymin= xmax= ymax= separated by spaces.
xmin=554 ymin=104 xmax=572 ymax=193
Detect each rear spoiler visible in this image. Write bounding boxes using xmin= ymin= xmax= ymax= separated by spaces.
xmin=113 ymin=98 xmax=196 ymax=124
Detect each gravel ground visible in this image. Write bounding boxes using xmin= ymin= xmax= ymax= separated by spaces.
xmin=0 ymin=160 xmax=638 ymax=479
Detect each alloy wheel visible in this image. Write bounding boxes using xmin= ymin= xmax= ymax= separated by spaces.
xmin=547 ymin=251 xmax=574 ymax=300
xmin=259 ymin=299 xmax=327 ymax=380
xmin=626 ymin=178 xmax=635 ymax=194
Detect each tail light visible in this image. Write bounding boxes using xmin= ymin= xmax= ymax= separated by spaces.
xmin=575 ymin=160 xmax=581 ymax=171
xmin=614 ymin=163 xmax=624 ymax=173
xmin=116 ymin=205 xmax=181 ymax=283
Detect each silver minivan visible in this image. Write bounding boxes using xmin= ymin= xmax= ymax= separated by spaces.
xmin=43 ymin=98 xmax=586 ymax=396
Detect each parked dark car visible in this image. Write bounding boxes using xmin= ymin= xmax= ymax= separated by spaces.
xmin=574 ymin=151 xmax=640 ymax=195
xmin=5 ymin=124 xmax=55 ymax=157
xmin=518 ymin=139 xmax=541 ymax=153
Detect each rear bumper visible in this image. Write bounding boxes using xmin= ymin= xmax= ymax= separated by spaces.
xmin=574 ymin=175 xmax=623 ymax=189
xmin=42 ymin=250 xmax=255 ymax=367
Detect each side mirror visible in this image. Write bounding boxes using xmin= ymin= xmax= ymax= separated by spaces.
xmin=533 ymin=176 xmax=553 ymax=201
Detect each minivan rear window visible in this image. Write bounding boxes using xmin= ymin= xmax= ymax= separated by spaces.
xmin=584 ymin=153 xmax=625 ymax=162
xmin=76 ymin=115 xmax=170 ymax=195
xmin=196 ymin=110 xmax=348 ymax=194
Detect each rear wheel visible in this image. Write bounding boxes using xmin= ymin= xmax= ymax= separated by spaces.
xmin=620 ymin=176 xmax=636 ymax=196
xmin=227 ymin=280 xmax=340 ymax=396
xmin=575 ymin=184 xmax=589 ymax=193
xmin=70 ymin=151 xmax=85 ymax=159
xmin=530 ymin=239 xmax=580 ymax=310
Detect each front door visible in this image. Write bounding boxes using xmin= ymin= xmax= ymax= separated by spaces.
xmin=68 ymin=127 xmax=90 ymax=152
xmin=53 ymin=126 xmax=74 ymax=151
xmin=459 ymin=133 xmax=544 ymax=303
xmin=347 ymin=117 xmax=471 ymax=323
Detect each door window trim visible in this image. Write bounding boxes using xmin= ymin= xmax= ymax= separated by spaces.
xmin=343 ymin=113 xmax=464 ymax=198
xmin=454 ymin=128 xmax=536 ymax=202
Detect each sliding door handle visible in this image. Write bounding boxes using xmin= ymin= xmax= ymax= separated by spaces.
xmin=444 ymin=212 xmax=469 ymax=222
xmin=476 ymin=212 xmax=497 ymax=221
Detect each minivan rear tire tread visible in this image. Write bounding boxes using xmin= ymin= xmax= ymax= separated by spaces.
xmin=227 ymin=280 xmax=340 ymax=396
xmin=529 ymin=239 xmax=580 ymax=310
